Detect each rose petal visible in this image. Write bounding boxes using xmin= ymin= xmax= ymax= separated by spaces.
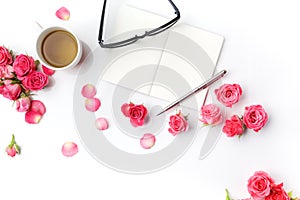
xmin=55 ymin=6 xmax=70 ymax=21
xmin=95 ymin=117 xmax=109 ymax=130
xmin=61 ymin=142 xmax=78 ymax=157
xmin=121 ymin=103 xmax=130 ymax=117
xmin=85 ymin=98 xmax=101 ymax=112
xmin=140 ymin=133 xmax=156 ymax=149
xmin=42 ymin=65 xmax=55 ymax=76
xmin=25 ymin=111 xmax=42 ymax=124
xmin=81 ymin=84 xmax=97 ymax=98
xmin=30 ymin=100 xmax=46 ymax=115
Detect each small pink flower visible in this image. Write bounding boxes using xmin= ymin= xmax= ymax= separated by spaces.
xmin=42 ymin=65 xmax=55 ymax=76
xmin=56 ymin=7 xmax=70 ymax=21
xmin=95 ymin=117 xmax=109 ymax=130
xmin=243 ymin=105 xmax=268 ymax=132
xmin=121 ymin=103 xmax=148 ymax=127
xmin=168 ymin=110 xmax=189 ymax=136
xmin=140 ymin=133 xmax=156 ymax=149
xmin=81 ymin=84 xmax=97 ymax=98
xmin=62 ymin=142 xmax=78 ymax=157
xmin=0 ymin=65 xmax=14 ymax=78
xmin=13 ymin=54 xmax=36 ymax=80
xmin=0 ymin=83 xmax=22 ymax=100
xmin=199 ymin=104 xmax=223 ymax=126
xmin=16 ymin=96 xmax=31 ymax=112
xmin=247 ymin=171 xmax=275 ymax=200
xmin=22 ymin=71 xmax=49 ymax=91
xmin=6 ymin=134 xmax=20 ymax=157
xmin=0 ymin=46 xmax=13 ymax=66
xmin=215 ymin=83 xmax=242 ymax=107
xmin=222 ymin=115 xmax=245 ymax=137
xmin=85 ymin=98 xmax=101 ymax=112
xmin=265 ymin=183 xmax=289 ymax=200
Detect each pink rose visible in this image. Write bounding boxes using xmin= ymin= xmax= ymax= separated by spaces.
xmin=16 ymin=96 xmax=31 ymax=112
xmin=6 ymin=146 xmax=17 ymax=157
xmin=243 ymin=105 xmax=268 ymax=132
xmin=222 ymin=115 xmax=245 ymax=137
xmin=22 ymin=71 xmax=49 ymax=91
xmin=199 ymin=104 xmax=223 ymax=126
xmin=168 ymin=111 xmax=189 ymax=136
xmin=121 ymin=103 xmax=148 ymax=127
xmin=265 ymin=183 xmax=289 ymax=200
xmin=0 ymin=84 xmax=22 ymax=100
xmin=6 ymin=134 xmax=20 ymax=157
xmin=0 ymin=65 xmax=14 ymax=78
xmin=247 ymin=171 xmax=275 ymax=200
xmin=215 ymin=83 xmax=242 ymax=107
xmin=13 ymin=54 xmax=36 ymax=80
xmin=0 ymin=46 xmax=13 ymax=66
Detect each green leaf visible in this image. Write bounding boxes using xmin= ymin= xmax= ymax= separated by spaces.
xmin=288 ymin=191 xmax=293 ymax=198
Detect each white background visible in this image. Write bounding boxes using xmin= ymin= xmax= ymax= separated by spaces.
xmin=1 ymin=0 xmax=300 ymax=199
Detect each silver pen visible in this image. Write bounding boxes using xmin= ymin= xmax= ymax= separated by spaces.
xmin=156 ymin=69 xmax=227 ymax=116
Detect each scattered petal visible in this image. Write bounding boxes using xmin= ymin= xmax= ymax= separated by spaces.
xmin=81 ymin=84 xmax=96 ymax=98
xmin=42 ymin=65 xmax=55 ymax=76
xmin=30 ymin=100 xmax=46 ymax=115
xmin=95 ymin=117 xmax=109 ymax=130
xmin=121 ymin=103 xmax=130 ymax=117
xmin=55 ymin=6 xmax=70 ymax=21
xmin=61 ymin=142 xmax=78 ymax=157
xmin=85 ymin=98 xmax=101 ymax=112
xmin=140 ymin=133 xmax=156 ymax=149
xmin=25 ymin=111 xmax=42 ymax=124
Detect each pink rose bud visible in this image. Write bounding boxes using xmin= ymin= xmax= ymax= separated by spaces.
xmin=85 ymin=98 xmax=101 ymax=112
xmin=56 ymin=6 xmax=70 ymax=20
xmin=168 ymin=111 xmax=189 ymax=136
xmin=95 ymin=117 xmax=109 ymax=130
xmin=215 ymin=83 xmax=242 ymax=107
xmin=81 ymin=84 xmax=97 ymax=98
xmin=199 ymin=104 xmax=223 ymax=126
xmin=222 ymin=115 xmax=245 ymax=137
xmin=42 ymin=65 xmax=55 ymax=76
xmin=62 ymin=142 xmax=78 ymax=157
xmin=16 ymin=97 xmax=31 ymax=112
xmin=6 ymin=134 xmax=20 ymax=157
xmin=140 ymin=133 xmax=156 ymax=149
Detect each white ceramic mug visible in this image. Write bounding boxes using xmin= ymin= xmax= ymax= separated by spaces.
xmin=36 ymin=26 xmax=82 ymax=71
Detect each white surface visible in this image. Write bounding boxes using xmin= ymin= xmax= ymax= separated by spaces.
xmin=0 ymin=0 xmax=300 ymax=199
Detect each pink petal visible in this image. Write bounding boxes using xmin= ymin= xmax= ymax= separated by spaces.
xmin=42 ymin=65 xmax=55 ymax=76
xmin=121 ymin=103 xmax=130 ymax=117
xmin=55 ymin=6 xmax=70 ymax=21
xmin=140 ymin=133 xmax=156 ymax=149
xmin=30 ymin=100 xmax=46 ymax=115
xmin=25 ymin=111 xmax=42 ymax=124
xmin=95 ymin=117 xmax=109 ymax=130
xmin=61 ymin=142 xmax=78 ymax=157
xmin=81 ymin=84 xmax=96 ymax=98
xmin=85 ymin=98 xmax=101 ymax=112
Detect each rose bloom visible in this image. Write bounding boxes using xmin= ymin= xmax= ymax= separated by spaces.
xmin=121 ymin=103 xmax=148 ymax=127
xmin=247 ymin=171 xmax=275 ymax=200
xmin=0 ymin=65 xmax=14 ymax=79
xmin=168 ymin=111 xmax=189 ymax=136
xmin=16 ymin=96 xmax=31 ymax=112
xmin=243 ymin=105 xmax=268 ymax=132
xmin=265 ymin=183 xmax=289 ymax=200
xmin=215 ymin=83 xmax=242 ymax=107
xmin=13 ymin=54 xmax=36 ymax=80
xmin=0 ymin=46 xmax=13 ymax=66
xmin=0 ymin=84 xmax=22 ymax=100
xmin=199 ymin=104 xmax=222 ymax=126
xmin=222 ymin=115 xmax=244 ymax=137
xmin=6 ymin=146 xmax=17 ymax=157
xmin=22 ymin=71 xmax=49 ymax=91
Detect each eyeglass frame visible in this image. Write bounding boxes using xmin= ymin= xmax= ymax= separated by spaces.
xmin=98 ymin=0 xmax=181 ymax=48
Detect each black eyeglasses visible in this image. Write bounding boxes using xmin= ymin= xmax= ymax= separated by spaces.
xmin=98 ymin=0 xmax=180 ymax=48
